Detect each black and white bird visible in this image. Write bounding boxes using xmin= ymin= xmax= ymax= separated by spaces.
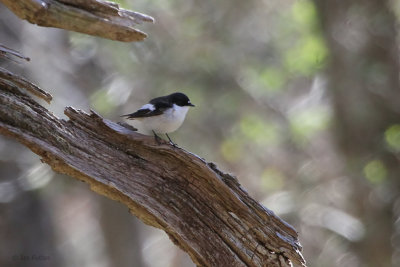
xmin=121 ymin=92 xmax=195 ymax=146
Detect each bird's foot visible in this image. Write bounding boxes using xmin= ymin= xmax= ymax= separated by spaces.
xmin=166 ymin=133 xmax=179 ymax=148
xmin=169 ymin=141 xmax=178 ymax=148
xmin=152 ymin=131 xmax=163 ymax=145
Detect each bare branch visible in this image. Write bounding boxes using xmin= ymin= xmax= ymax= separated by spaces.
xmin=0 ymin=67 xmax=52 ymax=103
xmin=0 ymin=0 xmax=154 ymax=42
xmin=0 ymin=70 xmax=306 ymax=267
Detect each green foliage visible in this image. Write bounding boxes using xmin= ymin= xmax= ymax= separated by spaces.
xmin=284 ymin=35 xmax=328 ymax=76
xmin=259 ymin=67 xmax=286 ymax=91
xmin=363 ymin=160 xmax=387 ymax=184
xmin=220 ymin=137 xmax=242 ymax=163
xmin=239 ymin=115 xmax=280 ymax=146
xmin=261 ymin=167 xmax=285 ymax=190
xmin=90 ymin=89 xmax=117 ymax=115
xmin=385 ymin=124 xmax=400 ymax=151
xmin=289 ymin=106 xmax=331 ymax=145
xmin=292 ymin=0 xmax=319 ymax=29
xmin=278 ymin=0 xmax=328 ymax=76
xmin=219 ymin=114 xmax=281 ymax=162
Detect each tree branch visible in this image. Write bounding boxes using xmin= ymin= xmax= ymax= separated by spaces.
xmin=0 ymin=0 xmax=154 ymax=42
xmin=0 ymin=49 xmax=305 ymax=266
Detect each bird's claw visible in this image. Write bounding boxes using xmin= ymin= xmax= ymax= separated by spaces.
xmin=169 ymin=141 xmax=178 ymax=148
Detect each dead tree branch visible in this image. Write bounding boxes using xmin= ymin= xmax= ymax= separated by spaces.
xmin=0 ymin=0 xmax=154 ymax=41
xmin=0 ymin=46 xmax=305 ymax=267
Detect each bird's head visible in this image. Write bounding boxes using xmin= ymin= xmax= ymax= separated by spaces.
xmin=170 ymin=92 xmax=195 ymax=107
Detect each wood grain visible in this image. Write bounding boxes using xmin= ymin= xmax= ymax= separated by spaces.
xmin=0 ymin=0 xmax=154 ymax=41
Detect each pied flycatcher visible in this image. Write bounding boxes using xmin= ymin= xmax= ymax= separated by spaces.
xmin=121 ymin=92 xmax=195 ymax=146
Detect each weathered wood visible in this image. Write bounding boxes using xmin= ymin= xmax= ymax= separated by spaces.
xmin=0 ymin=0 xmax=154 ymax=42
xmin=0 ymin=67 xmax=52 ymax=103
xmin=0 ymin=70 xmax=306 ymax=267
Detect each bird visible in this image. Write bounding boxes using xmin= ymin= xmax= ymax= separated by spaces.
xmin=121 ymin=92 xmax=195 ymax=146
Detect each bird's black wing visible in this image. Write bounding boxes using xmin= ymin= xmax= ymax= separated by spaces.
xmin=121 ymin=96 xmax=172 ymax=119
xmin=149 ymin=94 xmax=171 ymax=106
xmin=120 ymin=109 xmax=160 ymax=119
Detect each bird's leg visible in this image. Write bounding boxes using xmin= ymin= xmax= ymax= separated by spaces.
xmin=152 ymin=130 xmax=162 ymax=144
xmin=165 ymin=133 xmax=178 ymax=147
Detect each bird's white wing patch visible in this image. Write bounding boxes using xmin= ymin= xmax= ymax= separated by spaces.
xmin=140 ymin=103 xmax=155 ymax=111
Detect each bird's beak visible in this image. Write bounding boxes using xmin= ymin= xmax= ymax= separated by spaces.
xmin=188 ymin=103 xmax=195 ymax=107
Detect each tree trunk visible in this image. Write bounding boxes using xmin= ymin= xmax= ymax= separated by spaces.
xmin=314 ymin=0 xmax=400 ymax=265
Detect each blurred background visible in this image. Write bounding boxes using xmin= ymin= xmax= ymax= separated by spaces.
xmin=0 ymin=0 xmax=399 ymax=266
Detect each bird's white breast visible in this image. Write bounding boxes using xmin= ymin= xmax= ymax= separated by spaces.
xmin=140 ymin=104 xmax=190 ymax=134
